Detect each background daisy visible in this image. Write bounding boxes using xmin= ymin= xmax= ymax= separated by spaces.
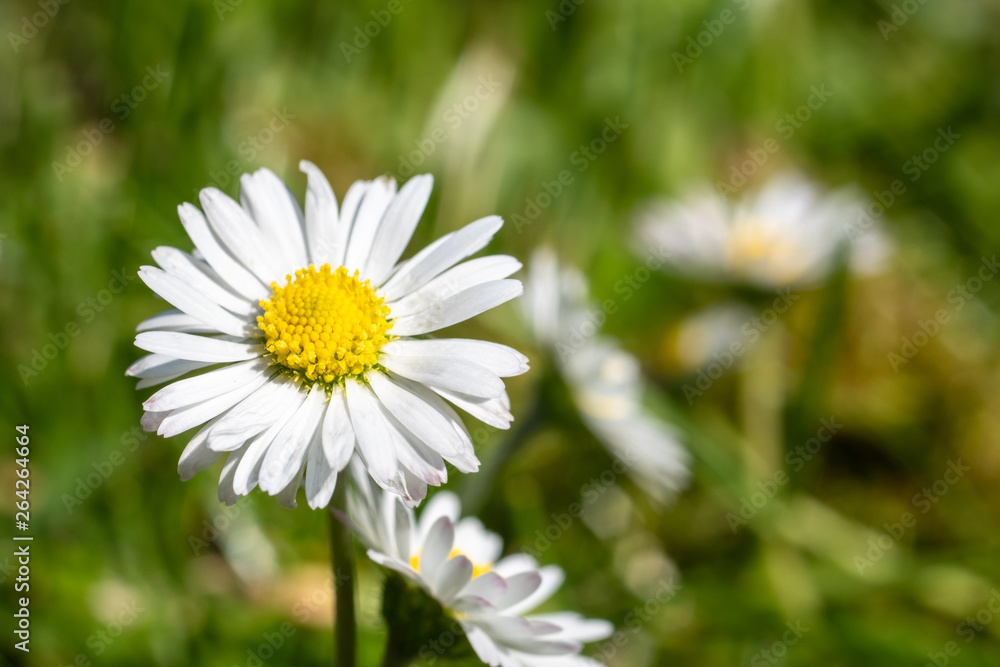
xmin=347 ymin=463 xmax=614 ymax=667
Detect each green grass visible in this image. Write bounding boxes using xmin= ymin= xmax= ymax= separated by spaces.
xmin=3 ymin=0 xmax=1000 ymax=664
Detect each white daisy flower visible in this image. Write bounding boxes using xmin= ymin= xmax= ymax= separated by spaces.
xmin=346 ymin=463 xmax=613 ymax=666
xmin=523 ymin=248 xmax=690 ymax=503
xmin=633 ymin=171 xmax=890 ymax=290
xmin=129 ymin=163 xmax=528 ymax=508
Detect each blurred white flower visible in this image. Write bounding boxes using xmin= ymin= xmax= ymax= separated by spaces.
xmin=523 ymin=248 xmax=690 ymax=503
xmin=129 ymin=163 xmax=528 ymax=509
xmin=347 ymin=463 xmax=613 ymax=667
xmin=633 ymin=172 xmax=890 ymax=289
xmin=671 ymin=301 xmax=756 ymax=374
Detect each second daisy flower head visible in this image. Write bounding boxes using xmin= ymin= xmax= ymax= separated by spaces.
xmin=130 ymin=163 xmax=528 ymax=508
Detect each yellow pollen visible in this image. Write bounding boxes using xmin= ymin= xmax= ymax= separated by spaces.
xmin=410 ymin=551 xmax=493 ymax=579
xmin=257 ymin=264 xmax=392 ymax=384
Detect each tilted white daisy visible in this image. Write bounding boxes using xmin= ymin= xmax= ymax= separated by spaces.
xmin=128 ymin=163 xmax=528 ymax=508
xmin=523 ymin=248 xmax=690 ymax=503
xmin=633 ymin=171 xmax=890 ymax=290
xmin=346 ymin=462 xmax=613 ymax=666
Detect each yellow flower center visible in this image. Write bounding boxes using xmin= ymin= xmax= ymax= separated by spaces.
xmin=257 ymin=264 xmax=392 ymax=385
xmin=410 ymin=551 xmax=493 ymax=579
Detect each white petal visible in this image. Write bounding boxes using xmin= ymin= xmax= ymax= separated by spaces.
xmin=136 ymin=309 xmax=217 ymax=334
xmin=126 ymin=353 xmax=211 ymax=380
xmin=239 ymin=168 xmax=308 ymax=274
xmin=462 ymin=623 xmax=505 ymax=667
xmin=431 ymin=387 xmax=514 ymax=429
xmin=435 ymin=555 xmax=473 ymax=603
xmin=138 ymin=266 xmax=250 ymax=337
xmin=344 ymin=176 xmax=397 ymax=274
xmin=389 ymin=279 xmax=523 ymax=336
xmin=366 ymin=372 xmax=471 ymax=458
xmin=259 ymin=383 xmax=327 ymax=494
xmin=151 ymin=246 xmax=256 ymax=315
xmin=505 ymin=566 xmax=565 ymax=617
xmin=460 ymin=571 xmax=508 ymax=606
xmin=384 ymin=338 xmax=528 ymax=378
xmin=344 ymin=378 xmax=400 ymax=489
xmin=419 ymin=516 xmax=455 ymax=584
xmin=418 ymin=491 xmax=462 ymax=541
xmin=143 ymin=359 xmax=267 ymax=412
xmin=300 ymin=160 xmax=340 ymax=266
xmin=492 ymin=571 xmax=542 ymax=612
xmin=157 ymin=370 xmax=273 ymax=438
xmin=363 ymin=174 xmax=433 ymax=284
xmin=274 ymin=465 xmax=304 ymax=509
xmin=305 ymin=429 xmax=338 ymax=509
xmin=178 ymin=419 xmax=224 ymax=481
xmin=382 ymin=343 xmax=505 ymax=399
xmin=380 ymin=215 xmax=503 ymax=299
xmin=321 ymin=389 xmax=356 ymax=471
xmin=334 ymin=180 xmax=370 ymax=267
xmin=177 ymin=203 xmax=268 ymax=301
xmin=209 ymin=376 xmax=302 ymax=451
xmin=134 ymin=332 xmax=262 ymax=363
xmin=200 ymin=187 xmax=283 ymax=285
xmin=387 ymin=255 xmax=521 ymax=319
xmin=234 ymin=388 xmax=307 ymax=495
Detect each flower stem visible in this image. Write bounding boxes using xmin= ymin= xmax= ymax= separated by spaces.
xmin=330 ymin=475 xmax=357 ymax=667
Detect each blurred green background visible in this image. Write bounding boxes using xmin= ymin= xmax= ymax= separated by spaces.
xmin=3 ymin=0 xmax=1000 ymax=665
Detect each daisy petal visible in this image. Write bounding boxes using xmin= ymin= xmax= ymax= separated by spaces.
xmin=389 ymin=279 xmax=523 ymax=336
xmin=300 ymin=160 xmax=340 ymax=266
xmin=345 ymin=176 xmax=397 ymax=274
xmin=382 ymin=344 xmax=506 ymax=399
xmin=344 ymin=379 xmax=400 ymax=489
xmin=419 ymin=516 xmax=455 ymax=584
xmin=177 ymin=203 xmax=268 ymax=301
xmin=380 ymin=215 xmax=503 ymax=299
xmin=259 ymin=383 xmax=326 ymax=494
xmin=151 ymin=246 xmax=256 ymax=315
xmin=134 ymin=332 xmax=262 ymax=363
xmin=138 ymin=266 xmax=250 ymax=337
xmin=239 ymin=168 xmax=308 ymax=274
xmin=435 ymin=554 xmax=473 ymax=603
xmin=363 ymin=174 xmax=433 ymax=284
